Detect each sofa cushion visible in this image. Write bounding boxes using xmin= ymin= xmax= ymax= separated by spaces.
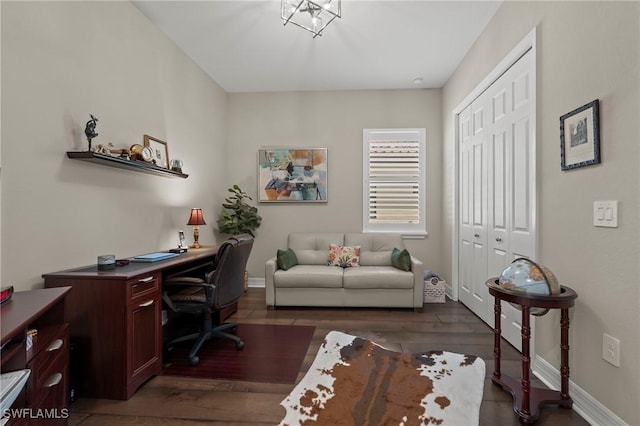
xmin=277 ymin=248 xmax=298 ymax=271
xmin=343 ymin=266 xmax=415 ymax=289
xmin=344 ymin=233 xmax=404 ymax=266
xmin=289 ymin=233 xmax=344 ymax=265
xmin=391 ymin=248 xmax=412 ymax=271
xmin=274 ymin=265 xmax=343 ymax=288
xmin=327 ymin=244 xmax=361 ymax=268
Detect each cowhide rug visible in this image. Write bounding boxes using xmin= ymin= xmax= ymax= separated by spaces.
xmin=279 ymin=331 xmax=485 ymax=426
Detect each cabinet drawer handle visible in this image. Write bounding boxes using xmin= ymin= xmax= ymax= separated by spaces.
xmin=496 ymin=237 xmax=502 ymax=242
xmin=47 ymin=339 xmax=64 ymax=352
xmin=474 ymin=233 xmax=480 ymax=238
xmin=139 ymin=300 xmax=154 ymax=308
xmin=138 ymin=276 xmax=155 ymax=283
xmin=43 ymin=373 xmax=63 ymax=388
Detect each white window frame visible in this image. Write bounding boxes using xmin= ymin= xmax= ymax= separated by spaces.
xmin=362 ymin=128 xmax=426 ymax=236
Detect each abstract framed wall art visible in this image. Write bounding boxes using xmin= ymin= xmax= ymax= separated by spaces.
xmin=560 ymin=99 xmax=600 ymax=170
xmin=258 ymin=148 xmax=327 ymax=203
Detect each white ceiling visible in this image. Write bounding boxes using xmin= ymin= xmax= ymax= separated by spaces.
xmin=132 ymin=1 xmax=502 ymax=93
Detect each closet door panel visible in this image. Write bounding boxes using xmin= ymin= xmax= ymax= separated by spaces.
xmin=458 ymin=47 xmax=536 ymax=348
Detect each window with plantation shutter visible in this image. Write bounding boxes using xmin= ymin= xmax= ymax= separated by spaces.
xmin=363 ymin=129 xmax=426 ymax=235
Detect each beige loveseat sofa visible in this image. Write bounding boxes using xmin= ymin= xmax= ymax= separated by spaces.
xmin=265 ymin=233 xmax=424 ymax=309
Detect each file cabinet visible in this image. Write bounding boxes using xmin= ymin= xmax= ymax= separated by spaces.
xmin=0 ymin=287 xmax=71 ymax=426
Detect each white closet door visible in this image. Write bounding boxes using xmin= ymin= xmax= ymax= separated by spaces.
xmin=458 ymin=98 xmax=490 ymax=324
xmin=486 ymin=80 xmax=512 ymax=327
xmin=499 ymin=50 xmax=536 ymax=348
xmin=459 ymin=48 xmax=536 ymax=349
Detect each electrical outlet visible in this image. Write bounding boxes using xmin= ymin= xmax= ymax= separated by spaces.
xmin=602 ymin=333 xmax=620 ymax=367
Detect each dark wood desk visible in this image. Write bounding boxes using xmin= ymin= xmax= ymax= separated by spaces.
xmin=486 ymin=278 xmax=578 ymax=424
xmin=1 ymin=287 xmax=71 ymax=426
xmin=42 ymin=247 xmax=218 ymax=400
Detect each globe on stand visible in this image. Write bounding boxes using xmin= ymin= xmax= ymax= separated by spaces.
xmin=498 ymin=258 xmax=561 ymax=316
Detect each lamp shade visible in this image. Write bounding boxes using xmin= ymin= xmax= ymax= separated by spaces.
xmin=187 ymin=208 xmax=206 ymax=226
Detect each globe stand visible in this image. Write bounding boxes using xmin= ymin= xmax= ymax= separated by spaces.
xmin=486 ymin=279 xmax=578 ymax=425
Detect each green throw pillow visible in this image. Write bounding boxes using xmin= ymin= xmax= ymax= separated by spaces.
xmin=391 ymin=248 xmax=412 ymax=271
xmin=277 ymin=248 xmax=298 ymax=271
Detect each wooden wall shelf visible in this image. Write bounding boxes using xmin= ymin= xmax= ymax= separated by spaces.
xmin=66 ymin=151 xmax=189 ymax=178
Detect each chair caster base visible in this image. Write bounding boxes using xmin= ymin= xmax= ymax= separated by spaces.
xmin=235 ymin=340 xmax=244 ymax=350
xmin=189 ymin=356 xmax=200 ymax=366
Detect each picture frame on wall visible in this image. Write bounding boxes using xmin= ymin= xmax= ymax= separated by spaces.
xmin=560 ymin=99 xmax=600 ymax=170
xmin=143 ymin=134 xmax=170 ymax=169
xmin=257 ymin=148 xmax=328 ymax=203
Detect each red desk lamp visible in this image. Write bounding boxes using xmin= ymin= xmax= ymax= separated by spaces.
xmin=187 ymin=208 xmax=206 ymax=248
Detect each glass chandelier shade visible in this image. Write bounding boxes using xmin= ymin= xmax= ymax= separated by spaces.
xmin=281 ymin=0 xmax=341 ymax=38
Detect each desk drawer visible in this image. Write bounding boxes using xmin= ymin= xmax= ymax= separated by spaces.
xmin=127 ymin=273 xmax=160 ymax=303
xmin=26 ymin=324 xmax=69 ymax=410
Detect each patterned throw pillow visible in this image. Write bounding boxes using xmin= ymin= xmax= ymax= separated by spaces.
xmin=327 ymin=244 xmax=361 ymax=268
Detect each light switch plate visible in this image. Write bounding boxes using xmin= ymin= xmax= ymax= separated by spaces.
xmin=593 ymin=201 xmax=618 ymax=227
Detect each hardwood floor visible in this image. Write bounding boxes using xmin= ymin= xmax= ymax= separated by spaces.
xmin=69 ymin=288 xmax=589 ymax=425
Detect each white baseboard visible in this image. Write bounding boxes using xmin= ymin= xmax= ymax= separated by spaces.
xmin=445 ymin=283 xmax=455 ymax=300
xmin=533 ymin=355 xmax=627 ymax=426
xmin=248 ymin=277 xmax=265 ymax=288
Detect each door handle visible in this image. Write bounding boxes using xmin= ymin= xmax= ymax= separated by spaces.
xmin=474 ymin=233 xmax=480 ymax=238
xmin=496 ymin=237 xmax=502 ymax=242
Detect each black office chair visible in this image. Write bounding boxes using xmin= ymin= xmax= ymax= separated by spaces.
xmin=162 ymin=234 xmax=254 ymax=366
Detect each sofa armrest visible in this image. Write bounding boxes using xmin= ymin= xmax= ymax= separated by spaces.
xmin=411 ymin=256 xmax=424 ymax=308
xmin=265 ymin=256 xmax=278 ymax=307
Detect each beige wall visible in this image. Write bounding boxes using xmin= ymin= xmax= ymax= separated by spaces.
xmin=442 ymin=1 xmax=639 ymax=423
xmin=226 ymin=90 xmax=443 ymax=279
xmin=1 ymin=1 xmax=229 ymax=290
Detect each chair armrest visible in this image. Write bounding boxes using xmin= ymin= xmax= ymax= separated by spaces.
xmin=265 ymin=257 xmax=278 ymax=307
xmin=410 ymin=256 xmax=424 ymax=308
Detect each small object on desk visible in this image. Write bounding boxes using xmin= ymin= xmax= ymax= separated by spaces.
xmin=97 ymin=254 xmax=116 ymax=270
xmin=131 ymin=252 xmax=179 ymax=263
xmin=116 ymin=259 xmax=130 ymax=266
xmin=178 ymin=230 xmax=187 ymax=250
xmin=0 ymin=285 xmax=13 ymax=304
xmin=169 ymin=248 xmax=187 ymax=254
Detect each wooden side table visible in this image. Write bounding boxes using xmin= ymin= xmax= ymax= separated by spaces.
xmin=486 ymin=278 xmax=578 ymax=424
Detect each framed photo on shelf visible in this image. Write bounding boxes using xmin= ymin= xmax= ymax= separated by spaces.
xmin=560 ymin=99 xmax=600 ymax=170
xmin=258 ymin=148 xmax=328 ymax=203
xmin=143 ymin=135 xmax=170 ymax=169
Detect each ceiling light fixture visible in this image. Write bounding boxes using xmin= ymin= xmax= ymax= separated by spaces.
xmin=281 ymin=0 xmax=341 ymax=38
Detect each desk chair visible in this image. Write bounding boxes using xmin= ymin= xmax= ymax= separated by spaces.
xmin=162 ymin=234 xmax=254 ymax=366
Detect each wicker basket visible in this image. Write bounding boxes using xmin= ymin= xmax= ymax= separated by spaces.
xmin=424 ymin=277 xmax=446 ymax=303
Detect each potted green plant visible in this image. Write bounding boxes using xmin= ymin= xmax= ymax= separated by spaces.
xmin=218 ymin=185 xmax=261 ymax=291
xmin=217 ymin=185 xmax=262 ymax=237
